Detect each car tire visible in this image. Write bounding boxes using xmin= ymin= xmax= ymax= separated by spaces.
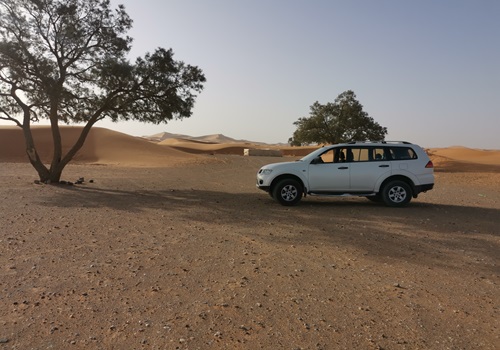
xmin=273 ymin=179 xmax=303 ymax=206
xmin=381 ymin=180 xmax=412 ymax=207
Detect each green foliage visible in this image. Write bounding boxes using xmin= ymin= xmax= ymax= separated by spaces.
xmin=0 ymin=0 xmax=205 ymax=181
xmin=289 ymin=90 xmax=387 ymax=146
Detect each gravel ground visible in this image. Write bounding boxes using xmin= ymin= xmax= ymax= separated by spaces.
xmin=1 ymin=156 xmax=499 ymax=349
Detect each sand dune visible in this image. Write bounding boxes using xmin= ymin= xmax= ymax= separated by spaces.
xmin=1 ymin=126 xmax=499 ymax=171
xmin=146 ymin=131 xmax=267 ymax=145
xmin=159 ymin=138 xmax=276 ymax=155
xmin=429 ymin=146 xmax=500 ymax=164
xmin=0 ymin=126 xmax=199 ymax=166
xmin=428 ymin=147 xmax=500 ymax=172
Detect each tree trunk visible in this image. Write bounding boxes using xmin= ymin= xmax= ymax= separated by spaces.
xmin=21 ymin=125 xmax=51 ymax=182
xmin=47 ymin=164 xmax=64 ymax=183
xmin=22 ymin=122 xmax=94 ymax=183
xmin=19 ymin=92 xmax=100 ymax=182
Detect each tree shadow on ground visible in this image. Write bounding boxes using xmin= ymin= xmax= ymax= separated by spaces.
xmin=37 ymin=184 xmax=500 ymax=274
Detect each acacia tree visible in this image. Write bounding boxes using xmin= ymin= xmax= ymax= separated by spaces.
xmin=289 ymin=90 xmax=387 ymax=146
xmin=0 ymin=0 xmax=205 ymax=182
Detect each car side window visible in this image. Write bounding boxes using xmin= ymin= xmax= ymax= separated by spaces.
xmin=357 ymin=148 xmax=368 ymax=161
xmin=317 ymin=148 xmax=350 ymax=163
xmin=345 ymin=148 xmax=355 ymax=162
xmin=388 ymin=147 xmax=418 ymax=160
xmin=360 ymin=148 xmax=385 ymax=161
xmin=317 ymin=146 xmax=417 ymax=163
xmin=373 ymin=148 xmax=385 ymax=161
xmin=335 ymin=148 xmax=347 ymax=163
xmin=318 ymin=149 xmax=335 ymax=163
xmin=348 ymin=147 xmax=389 ymax=162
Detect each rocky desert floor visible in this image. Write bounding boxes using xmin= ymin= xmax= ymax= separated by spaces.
xmin=0 ymin=155 xmax=499 ymax=349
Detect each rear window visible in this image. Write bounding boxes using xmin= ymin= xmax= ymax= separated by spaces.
xmin=388 ymin=147 xmax=417 ymax=160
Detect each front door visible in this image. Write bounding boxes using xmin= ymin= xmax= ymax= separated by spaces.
xmin=307 ymin=147 xmax=350 ymax=192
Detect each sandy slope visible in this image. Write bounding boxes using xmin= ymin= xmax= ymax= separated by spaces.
xmin=0 ymin=126 xmax=200 ymax=166
xmin=0 ymin=126 xmax=499 ymax=349
xmin=2 ymin=126 xmax=500 ymax=167
xmin=428 ymin=147 xmax=500 ymax=173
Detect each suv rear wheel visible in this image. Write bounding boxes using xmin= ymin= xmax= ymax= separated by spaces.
xmin=381 ymin=180 xmax=412 ymax=207
xmin=273 ymin=179 xmax=303 ymax=206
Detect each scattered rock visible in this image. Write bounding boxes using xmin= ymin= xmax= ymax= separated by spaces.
xmin=214 ymin=331 xmax=222 ymax=339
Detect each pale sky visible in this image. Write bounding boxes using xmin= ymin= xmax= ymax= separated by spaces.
xmin=3 ymin=0 xmax=500 ymax=149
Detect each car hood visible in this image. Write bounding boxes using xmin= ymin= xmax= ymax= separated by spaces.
xmin=260 ymin=160 xmax=305 ymax=170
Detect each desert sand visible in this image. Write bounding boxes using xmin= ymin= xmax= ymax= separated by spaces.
xmin=0 ymin=126 xmax=499 ymax=349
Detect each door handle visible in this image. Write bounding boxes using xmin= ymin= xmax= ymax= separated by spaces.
xmin=379 ymin=165 xmax=389 ymax=168
xmin=338 ymin=166 xmax=349 ymax=170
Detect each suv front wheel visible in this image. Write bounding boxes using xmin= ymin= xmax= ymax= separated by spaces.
xmin=273 ymin=179 xmax=303 ymax=206
xmin=381 ymin=180 xmax=412 ymax=207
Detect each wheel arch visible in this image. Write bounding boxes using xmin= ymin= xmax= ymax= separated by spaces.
xmin=270 ymin=174 xmax=305 ymax=195
xmin=378 ymin=175 xmax=416 ymax=197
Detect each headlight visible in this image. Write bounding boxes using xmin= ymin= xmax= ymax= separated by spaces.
xmin=260 ymin=169 xmax=273 ymax=175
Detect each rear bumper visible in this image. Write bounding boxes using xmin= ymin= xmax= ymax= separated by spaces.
xmin=415 ymin=183 xmax=434 ymax=194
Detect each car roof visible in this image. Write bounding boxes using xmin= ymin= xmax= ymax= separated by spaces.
xmin=340 ymin=141 xmax=413 ymax=146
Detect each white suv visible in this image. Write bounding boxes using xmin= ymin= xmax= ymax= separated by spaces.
xmin=256 ymin=141 xmax=434 ymax=207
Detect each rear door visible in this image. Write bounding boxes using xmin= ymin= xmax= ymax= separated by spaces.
xmin=348 ymin=147 xmax=392 ymax=191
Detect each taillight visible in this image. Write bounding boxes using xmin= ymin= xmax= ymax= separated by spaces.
xmin=425 ymin=161 xmax=434 ymax=168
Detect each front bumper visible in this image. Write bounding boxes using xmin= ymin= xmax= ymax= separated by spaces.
xmin=257 ymin=185 xmax=270 ymax=192
xmin=256 ymin=177 xmax=270 ymax=192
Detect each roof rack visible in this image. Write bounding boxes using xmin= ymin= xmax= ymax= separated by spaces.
xmin=346 ymin=141 xmax=412 ymax=145
xmin=381 ymin=141 xmax=412 ymax=144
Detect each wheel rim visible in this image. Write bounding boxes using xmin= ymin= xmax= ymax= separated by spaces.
xmin=281 ymin=184 xmax=298 ymax=201
xmin=388 ymin=185 xmax=407 ymax=203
